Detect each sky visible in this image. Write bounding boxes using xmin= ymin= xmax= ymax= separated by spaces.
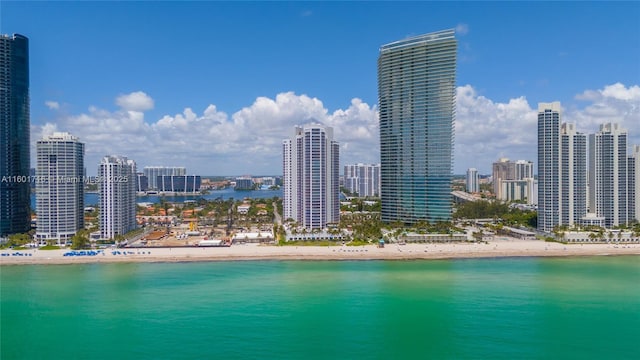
xmin=2 ymin=1 xmax=639 ymax=176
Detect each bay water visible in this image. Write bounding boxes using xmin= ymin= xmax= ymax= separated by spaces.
xmin=2 ymin=256 xmax=639 ymax=359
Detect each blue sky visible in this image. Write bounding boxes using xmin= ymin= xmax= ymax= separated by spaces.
xmin=2 ymin=1 xmax=639 ymax=176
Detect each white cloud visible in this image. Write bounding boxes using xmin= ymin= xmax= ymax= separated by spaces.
xmin=455 ymin=85 xmax=537 ymax=173
xmin=115 ymin=91 xmax=155 ymax=111
xmin=30 ymin=84 xmax=639 ymax=176
xmin=455 ymin=23 xmax=469 ymax=36
xmin=31 ymin=92 xmax=378 ymax=175
xmin=45 ymin=101 xmax=59 ymax=110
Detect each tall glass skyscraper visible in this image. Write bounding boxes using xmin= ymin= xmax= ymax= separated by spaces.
xmin=0 ymin=34 xmax=31 ymax=236
xmin=378 ymin=29 xmax=457 ymax=224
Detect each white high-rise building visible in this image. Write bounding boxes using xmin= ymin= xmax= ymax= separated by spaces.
xmin=537 ymin=102 xmax=561 ymax=232
xmin=283 ymin=124 xmax=339 ymax=229
xmin=629 ymin=145 xmax=640 ymax=222
xmin=344 ymin=163 xmax=381 ymax=197
xmin=561 ymin=123 xmax=587 ymax=226
xmin=589 ymin=123 xmax=629 ymax=227
xmin=466 ymin=168 xmax=479 ymax=193
xmin=35 ymin=132 xmax=85 ymax=243
xmin=99 ymin=156 xmax=137 ymax=240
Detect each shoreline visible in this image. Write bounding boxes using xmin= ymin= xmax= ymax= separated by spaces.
xmin=2 ymin=240 xmax=639 ymax=265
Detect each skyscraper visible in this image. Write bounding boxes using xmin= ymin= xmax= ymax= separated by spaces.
xmin=378 ymin=29 xmax=457 ymax=224
xmin=466 ymin=168 xmax=479 ymax=193
xmin=36 ymin=132 xmax=84 ymax=243
xmin=283 ymin=124 xmax=339 ymax=229
xmin=344 ymin=163 xmax=381 ymax=197
xmin=0 ymin=34 xmax=30 ymax=236
xmin=99 ymin=156 xmax=137 ymax=240
xmin=629 ymin=145 xmax=640 ymax=223
xmin=537 ymin=102 xmax=561 ymax=233
xmin=560 ymin=123 xmax=587 ymax=226
xmin=589 ymin=123 xmax=629 ymax=228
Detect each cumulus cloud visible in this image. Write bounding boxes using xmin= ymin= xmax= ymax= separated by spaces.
xmin=455 ymin=23 xmax=469 ymax=36
xmin=30 ymin=84 xmax=639 ymax=175
xmin=31 ymin=92 xmax=378 ymax=175
xmin=45 ymin=101 xmax=59 ymax=110
xmin=115 ymin=91 xmax=154 ymax=111
xmin=456 ymin=82 xmax=640 ymax=173
xmin=455 ymin=85 xmax=537 ymax=172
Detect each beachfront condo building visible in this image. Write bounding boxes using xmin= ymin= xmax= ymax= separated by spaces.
xmin=466 ymin=168 xmax=479 ymax=193
xmin=537 ymin=102 xmax=562 ymax=233
xmin=143 ymin=166 xmax=186 ymax=190
xmin=378 ymin=29 xmax=457 ymax=224
xmin=589 ymin=123 xmax=630 ymax=228
xmin=560 ymin=123 xmax=587 ymax=226
xmin=0 ymin=34 xmax=31 ymax=237
xmin=35 ymin=132 xmax=85 ymax=243
xmin=629 ymin=145 xmax=640 ymax=222
xmin=283 ymin=124 xmax=340 ymax=229
xmin=344 ymin=163 xmax=381 ymax=197
xmin=99 ymin=155 xmax=137 ymax=240
xmin=538 ymin=103 xmax=591 ymax=232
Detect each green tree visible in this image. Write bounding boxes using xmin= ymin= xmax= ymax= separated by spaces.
xmin=6 ymin=233 xmax=31 ymax=248
xmin=71 ymin=231 xmax=90 ymax=250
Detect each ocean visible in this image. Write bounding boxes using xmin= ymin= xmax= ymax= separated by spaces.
xmin=1 ymin=256 xmax=639 ymax=359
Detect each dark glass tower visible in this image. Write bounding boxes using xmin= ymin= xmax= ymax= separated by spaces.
xmin=378 ymin=29 xmax=457 ymax=224
xmin=0 ymin=34 xmax=31 ymax=236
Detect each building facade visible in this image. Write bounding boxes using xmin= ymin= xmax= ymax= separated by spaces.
xmin=629 ymin=145 xmax=640 ymax=222
xmin=500 ymin=178 xmax=538 ymax=205
xmin=157 ymin=175 xmax=201 ymax=193
xmin=344 ymin=163 xmax=381 ymax=197
xmin=561 ymin=123 xmax=587 ymax=226
xmin=492 ymin=158 xmax=534 ymax=199
xmin=378 ymin=29 xmax=457 ymax=224
xmin=589 ymin=123 xmax=629 ymax=228
xmin=537 ymin=102 xmax=561 ymax=233
xmin=466 ymin=168 xmax=479 ymax=193
xmin=283 ymin=125 xmax=339 ymax=229
xmin=99 ymin=156 xmax=136 ymax=239
xmin=35 ymin=132 xmax=84 ymax=242
xmin=0 ymin=33 xmax=31 ymax=236
xmin=143 ymin=166 xmax=186 ymax=190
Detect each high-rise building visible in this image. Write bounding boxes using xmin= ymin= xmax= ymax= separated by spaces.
xmin=283 ymin=124 xmax=339 ymax=229
xmin=589 ymin=123 xmax=629 ymax=228
xmin=35 ymin=132 xmax=84 ymax=243
xmin=99 ymin=156 xmax=137 ymax=240
xmin=0 ymin=33 xmax=30 ymax=236
xmin=344 ymin=163 xmax=381 ymax=197
xmin=466 ymin=168 xmax=479 ymax=193
xmin=143 ymin=166 xmax=186 ymax=190
xmin=492 ymin=158 xmax=534 ymax=199
xmin=537 ymin=102 xmax=561 ymax=233
xmin=629 ymin=145 xmax=640 ymax=222
xmin=560 ymin=123 xmax=587 ymax=226
xmin=378 ymin=29 xmax=457 ymax=224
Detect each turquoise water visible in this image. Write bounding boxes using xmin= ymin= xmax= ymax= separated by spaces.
xmin=2 ymin=256 xmax=639 ymax=359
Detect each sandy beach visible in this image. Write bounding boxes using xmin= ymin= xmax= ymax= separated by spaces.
xmin=2 ymin=239 xmax=639 ymax=265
